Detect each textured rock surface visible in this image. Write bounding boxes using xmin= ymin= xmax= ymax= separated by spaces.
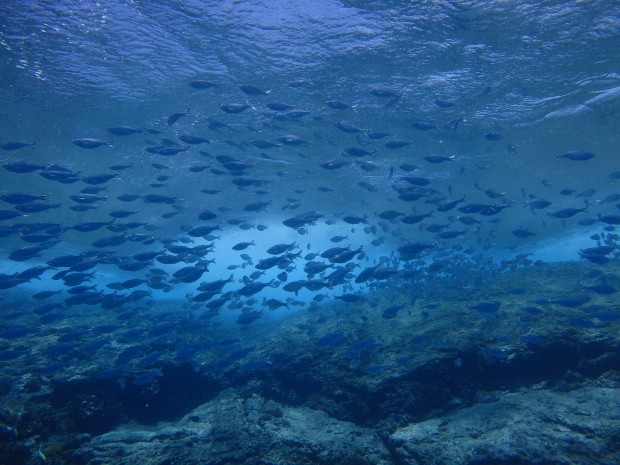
xmin=389 ymin=381 xmax=620 ymax=465
xmin=72 ymin=389 xmax=393 ymax=465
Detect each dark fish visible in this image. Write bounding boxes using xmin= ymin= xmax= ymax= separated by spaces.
xmin=256 ymin=256 xmax=284 ymax=270
xmin=277 ymin=134 xmax=307 ymax=146
xmin=326 ymin=100 xmax=354 ymax=110
xmin=116 ymin=194 xmax=140 ymax=202
xmin=267 ymin=242 xmax=297 ymax=255
xmin=401 ymin=212 xmax=432 ymax=224
xmin=513 ymin=227 xmax=536 ymax=238
xmin=344 ymin=147 xmax=375 ymax=157
xmin=9 ymin=245 xmax=47 ymax=261
xmin=189 ymin=80 xmax=217 ymax=89
xmin=267 ymin=102 xmax=295 ymax=111
xmin=525 ymin=199 xmax=552 ymax=209
xmin=437 ymin=197 xmax=465 ymax=212
xmin=598 ymin=214 xmax=620 ymax=225
xmin=399 ymin=176 xmax=431 ymax=186
xmin=3 ymin=161 xmax=44 ymax=173
xmin=384 ymin=140 xmax=412 ymax=149
xmin=220 ymin=103 xmax=252 ymax=113
xmin=411 ymin=120 xmax=437 ymax=130
xmin=187 ymin=225 xmax=219 ymax=236
xmin=342 ymin=215 xmax=367 ymax=224
xmin=146 ymin=145 xmax=189 ymax=155
xmin=173 ymin=265 xmax=207 ymax=283
xmin=328 ymin=246 xmax=362 ymax=264
xmin=548 ymin=206 xmax=587 ymax=219
xmin=72 ymin=221 xmax=112 ymax=232
xmin=366 ymin=131 xmax=391 ymax=139
xmin=378 ymin=210 xmax=404 ymax=220
xmin=82 ymin=173 xmax=118 ymax=185
xmin=434 ymin=100 xmax=455 ymax=108
xmin=198 ymin=209 xmax=217 ymax=221
xmin=92 ymin=235 xmax=126 ymax=248
xmin=320 ymin=158 xmax=347 ymax=170
xmin=556 ymin=151 xmax=595 ymax=161
xmin=424 ymin=154 xmax=454 ymax=163
xmin=484 ymin=132 xmax=503 ymax=141
xmin=107 ymin=126 xmax=142 ymax=136
xmin=283 ymin=211 xmax=323 ymax=229
xmin=1 ymin=193 xmax=48 ymax=204
xmin=398 ymin=242 xmax=434 ymax=259
xmin=238 ymin=280 xmax=275 ymax=296
xmin=1 ymin=142 xmax=35 ymax=150
xmin=252 ymin=139 xmax=280 ymax=149
xmin=167 ymin=109 xmax=189 ymax=126
xmin=335 ymin=293 xmax=361 ymax=302
xmin=72 ymin=138 xmax=111 ymax=149
xmin=335 ymin=121 xmax=363 ymax=133
xmin=179 ymin=135 xmax=211 ymax=144
xmin=244 ymin=201 xmax=271 ymax=212
xmin=109 ymin=209 xmax=139 ymax=218
xmin=15 ymin=202 xmax=60 ymax=213
xmin=382 ymin=304 xmax=404 ymax=319
xmin=142 ymin=194 xmax=177 ymax=204
xmin=39 ymin=169 xmax=80 ymax=183
xmin=70 ymin=194 xmax=106 ymax=204
xmin=0 ymin=210 xmax=24 ymax=221
xmin=233 ymin=241 xmax=255 ymax=251
xmin=237 ymin=310 xmax=263 ymax=325
xmin=399 ymin=163 xmax=419 ymax=172
xmin=471 ymin=302 xmax=501 ymax=312
xmin=239 ymin=85 xmax=270 ymax=95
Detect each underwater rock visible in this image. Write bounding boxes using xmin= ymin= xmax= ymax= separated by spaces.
xmin=389 ymin=384 xmax=620 ymax=465
xmin=74 ymin=389 xmax=392 ymax=465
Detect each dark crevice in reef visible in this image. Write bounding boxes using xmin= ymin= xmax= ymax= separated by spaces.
xmin=40 ymin=336 xmax=619 ymax=438
xmin=49 ymin=365 xmax=223 ymax=435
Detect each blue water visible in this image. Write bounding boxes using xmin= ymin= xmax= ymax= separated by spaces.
xmin=1 ymin=1 xmax=619 ymax=464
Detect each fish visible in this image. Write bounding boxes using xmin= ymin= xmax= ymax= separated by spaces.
xmin=434 ymin=100 xmax=455 ymax=108
xmin=548 ymin=206 xmax=587 ymax=219
xmin=335 ymin=121 xmax=364 ymax=133
xmin=267 ymin=102 xmax=295 ymax=111
xmin=267 ymin=242 xmax=297 ymax=255
xmin=220 ymin=103 xmax=252 ymax=113
xmin=179 ymin=135 xmax=211 ymax=145
xmin=167 ymin=109 xmax=189 ymax=125
xmin=326 ymin=100 xmax=355 ymax=110
xmin=107 ymin=126 xmax=142 ymax=135
xmin=283 ymin=212 xmax=323 ymax=229
xmin=401 ymin=212 xmax=432 ymax=224
xmin=232 ymin=241 xmax=255 ymax=251
xmin=3 ymin=161 xmax=44 ymax=173
xmin=384 ymin=140 xmax=412 ymax=149
xmin=238 ymin=280 xmax=275 ymax=296
xmin=81 ymin=173 xmax=119 ymax=185
xmin=1 ymin=193 xmax=48 ymax=204
xmin=72 ymin=138 xmax=112 ymax=149
xmin=484 ymin=132 xmax=503 ymax=141
xmin=378 ymin=210 xmax=405 ymax=220
xmin=411 ymin=120 xmax=437 ymax=130
xmin=320 ymin=159 xmax=348 ymax=170
xmin=277 ymin=134 xmax=307 ymax=146
xmin=239 ymin=85 xmax=270 ymax=95
xmin=343 ymin=147 xmax=376 ymax=157
xmin=556 ymin=150 xmax=595 ymax=161
xmin=1 ymin=141 xmax=35 ymax=150
xmin=252 ymin=139 xmax=281 ymax=149
xmin=189 ymin=80 xmax=217 ymax=89
xmin=424 ymin=154 xmax=454 ymax=163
